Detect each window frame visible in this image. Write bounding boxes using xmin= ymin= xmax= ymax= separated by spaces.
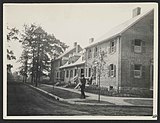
xmin=134 ymin=64 xmax=142 ymax=78
xmin=88 ymin=49 xmax=92 ymax=59
xmin=134 ymin=39 xmax=142 ymax=53
xmin=66 ymin=70 xmax=69 ymax=78
xmin=110 ymin=40 xmax=116 ymax=53
xmin=70 ymin=70 xmax=73 ymax=78
xmin=108 ymin=64 xmax=116 ymax=77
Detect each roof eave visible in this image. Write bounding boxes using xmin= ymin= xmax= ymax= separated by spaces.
xmin=85 ymin=34 xmax=121 ymax=49
xmin=59 ymin=62 xmax=85 ymax=69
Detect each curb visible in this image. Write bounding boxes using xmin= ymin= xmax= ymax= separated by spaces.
xmin=27 ymin=84 xmax=153 ymax=108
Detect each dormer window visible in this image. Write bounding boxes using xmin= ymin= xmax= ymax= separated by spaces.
xmin=88 ymin=49 xmax=92 ymax=59
xmin=94 ymin=47 xmax=98 ymax=57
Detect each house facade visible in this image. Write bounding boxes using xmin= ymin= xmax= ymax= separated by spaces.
xmin=51 ymin=42 xmax=82 ymax=84
xmin=84 ymin=8 xmax=154 ymax=92
xmin=59 ymin=52 xmax=85 ymax=84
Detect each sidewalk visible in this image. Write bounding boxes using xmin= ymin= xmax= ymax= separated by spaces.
xmin=29 ymin=83 xmax=153 ymax=107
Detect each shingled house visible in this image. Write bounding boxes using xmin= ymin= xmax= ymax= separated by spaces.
xmin=84 ymin=7 xmax=154 ymax=93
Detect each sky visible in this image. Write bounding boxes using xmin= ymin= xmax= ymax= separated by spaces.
xmin=3 ymin=3 xmax=157 ymax=72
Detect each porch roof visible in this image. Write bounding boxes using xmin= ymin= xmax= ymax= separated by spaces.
xmin=59 ymin=56 xmax=85 ymax=69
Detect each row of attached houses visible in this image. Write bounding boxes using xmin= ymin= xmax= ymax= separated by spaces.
xmin=51 ymin=7 xmax=154 ymax=92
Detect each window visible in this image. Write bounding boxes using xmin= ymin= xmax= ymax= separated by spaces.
xmin=108 ymin=64 xmax=116 ymax=77
xmin=134 ymin=64 xmax=142 ymax=78
xmin=85 ymin=68 xmax=87 ymax=77
xmin=66 ymin=70 xmax=69 ymax=78
xmin=70 ymin=70 xmax=73 ymax=78
xmin=134 ymin=39 xmax=142 ymax=53
xmin=81 ymin=69 xmax=84 ymax=76
xmin=56 ymin=72 xmax=59 ymax=78
xmin=94 ymin=47 xmax=98 ymax=57
xmin=93 ymin=66 xmax=96 ymax=79
xmin=110 ymin=64 xmax=114 ymax=76
xmin=88 ymin=68 xmax=91 ymax=77
xmin=74 ymin=69 xmax=77 ymax=76
xmin=110 ymin=40 xmax=116 ymax=53
xmin=88 ymin=49 xmax=92 ymax=59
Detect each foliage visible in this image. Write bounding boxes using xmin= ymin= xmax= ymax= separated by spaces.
xmin=7 ymin=27 xmax=19 ymax=60
xmin=18 ymin=23 xmax=68 ymax=84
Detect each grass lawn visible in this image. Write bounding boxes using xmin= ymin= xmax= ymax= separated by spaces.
xmin=8 ymin=82 xmax=153 ymax=116
xmin=124 ymin=99 xmax=153 ymax=106
xmin=75 ymin=99 xmax=114 ymax=105
xmin=38 ymin=84 xmax=81 ymax=99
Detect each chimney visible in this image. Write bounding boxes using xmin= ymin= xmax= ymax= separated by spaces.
xmin=73 ymin=42 xmax=79 ymax=53
xmin=132 ymin=7 xmax=141 ymax=18
xmin=89 ymin=38 xmax=94 ymax=43
xmin=74 ymin=42 xmax=77 ymax=47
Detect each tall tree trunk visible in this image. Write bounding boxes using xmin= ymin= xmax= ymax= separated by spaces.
xmin=31 ymin=49 xmax=35 ymax=84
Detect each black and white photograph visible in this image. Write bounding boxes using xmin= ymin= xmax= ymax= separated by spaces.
xmin=3 ymin=3 xmax=158 ymax=120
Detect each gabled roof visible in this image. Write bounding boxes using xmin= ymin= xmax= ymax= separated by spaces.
xmin=55 ymin=47 xmax=75 ymax=60
xmin=85 ymin=9 xmax=154 ymax=49
xmin=59 ymin=56 xmax=85 ymax=69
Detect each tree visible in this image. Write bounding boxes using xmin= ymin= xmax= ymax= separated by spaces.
xmin=7 ymin=27 xmax=19 ymax=60
xmin=7 ymin=27 xmax=20 ymax=82
xmin=86 ymin=48 xmax=108 ymax=102
xmin=19 ymin=24 xmax=68 ymax=86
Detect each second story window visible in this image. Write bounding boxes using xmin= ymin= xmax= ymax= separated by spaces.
xmin=134 ymin=39 xmax=142 ymax=53
xmin=109 ymin=40 xmax=116 ymax=54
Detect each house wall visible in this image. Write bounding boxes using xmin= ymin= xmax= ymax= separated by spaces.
xmin=120 ymin=11 xmax=153 ymax=90
xmin=51 ymin=45 xmax=83 ymax=84
xmin=62 ymin=64 xmax=85 ymax=84
xmin=85 ymin=36 xmax=120 ymax=90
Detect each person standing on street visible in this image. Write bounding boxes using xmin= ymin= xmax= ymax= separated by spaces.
xmin=80 ymin=74 xmax=86 ymax=99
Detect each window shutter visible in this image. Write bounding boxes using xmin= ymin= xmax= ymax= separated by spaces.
xmin=108 ymin=65 xmax=110 ymax=77
xmin=142 ymin=41 xmax=146 ymax=53
xmin=114 ymin=65 xmax=116 ymax=77
xmin=142 ymin=65 xmax=145 ymax=79
xmin=131 ymin=40 xmax=135 ymax=52
xmin=130 ymin=64 xmax=134 ymax=78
